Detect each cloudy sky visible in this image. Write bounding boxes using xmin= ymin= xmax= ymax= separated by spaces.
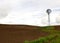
xmin=0 ymin=0 xmax=60 ymax=26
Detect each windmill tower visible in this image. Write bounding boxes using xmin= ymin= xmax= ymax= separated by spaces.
xmin=46 ymin=9 xmax=52 ymax=26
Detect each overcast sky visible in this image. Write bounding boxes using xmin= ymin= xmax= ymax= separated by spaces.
xmin=0 ymin=0 xmax=60 ymax=26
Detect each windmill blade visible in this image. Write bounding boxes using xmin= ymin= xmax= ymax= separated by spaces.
xmin=51 ymin=8 xmax=60 ymax=12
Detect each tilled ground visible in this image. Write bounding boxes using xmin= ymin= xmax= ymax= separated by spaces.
xmin=55 ymin=26 xmax=60 ymax=30
xmin=0 ymin=24 xmax=49 ymax=43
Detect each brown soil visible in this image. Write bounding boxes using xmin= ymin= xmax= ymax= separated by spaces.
xmin=55 ymin=26 xmax=60 ymax=30
xmin=0 ymin=24 xmax=49 ymax=43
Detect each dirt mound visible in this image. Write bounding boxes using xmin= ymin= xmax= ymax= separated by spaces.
xmin=0 ymin=24 xmax=49 ymax=43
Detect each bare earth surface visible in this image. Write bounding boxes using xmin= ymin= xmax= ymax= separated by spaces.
xmin=55 ymin=26 xmax=60 ymax=30
xmin=0 ymin=24 xmax=49 ymax=43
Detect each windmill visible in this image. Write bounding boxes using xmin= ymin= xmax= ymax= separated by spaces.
xmin=46 ymin=9 xmax=52 ymax=26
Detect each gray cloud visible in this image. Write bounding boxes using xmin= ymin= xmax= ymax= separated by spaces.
xmin=0 ymin=0 xmax=60 ymax=26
